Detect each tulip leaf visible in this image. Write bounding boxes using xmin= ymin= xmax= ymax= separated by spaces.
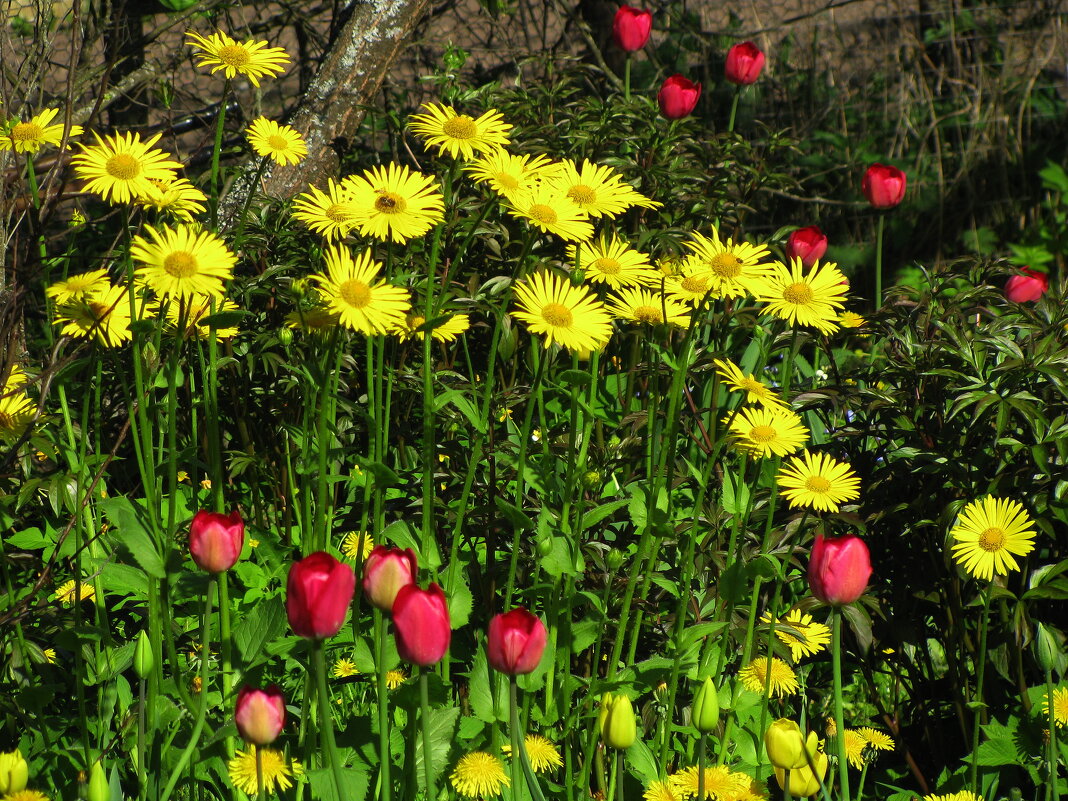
xmin=413 ymin=705 xmax=460 ymax=791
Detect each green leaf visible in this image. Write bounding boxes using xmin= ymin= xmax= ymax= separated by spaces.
xmin=233 ymin=597 xmax=286 ymax=666
xmin=466 ymin=645 xmax=501 ymax=723
xmin=558 ymin=369 xmax=592 ymax=388
xmin=413 ymin=705 xmax=460 ymax=791
xmin=101 ymin=497 xmax=165 ymax=578
xmin=721 ymin=469 xmax=751 ymax=518
xmin=495 ymin=497 xmax=535 ymax=531
xmin=448 ymin=576 xmax=473 ymax=629
xmin=581 ymin=499 xmax=630 ymax=530
xmin=625 ymin=738 xmax=659 ymax=785
xmin=5 ymin=528 xmax=49 ymax=549
xmin=433 ymin=389 xmax=487 ymax=434
xmin=976 ymin=735 xmax=1018 ymax=767
xmin=306 ymin=766 xmax=369 ymax=801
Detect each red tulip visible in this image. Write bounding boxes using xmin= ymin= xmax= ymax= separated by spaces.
xmin=188 ymin=510 xmax=244 ymax=573
xmin=362 ymin=546 xmax=418 ymax=612
xmin=1005 ymin=268 xmax=1049 ymax=303
xmin=862 ymin=163 xmax=907 ymax=209
xmin=658 ymin=74 xmax=701 ymax=119
xmin=488 ymin=607 xmax=547 ymax=675
xmin=392 ymin=583 xmax=451 ymax=667
xmin=613 ymin=6 xmax=652 ymax=52
xmin=286 ymin=552 xmax=356 ymax=639
xmin=785 ymin=226 xmax=828 ymax=269
xmin=808 ymin=534 xmax=872 ymax=606
xmin=235 ymin=685 xmax=285 ymax=745
xmin=725 ymin=41 xmax=765 ymax=85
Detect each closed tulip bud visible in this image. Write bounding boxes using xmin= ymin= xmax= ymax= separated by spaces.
xmin=691 ymin=677 xmax=720 ymax=733
xmin=764 ymin=718 xmax=818 ymax=770
xmin=87 ymin=760 xmax=109 ymax=801
xmin=861 ymin=163 xmax=907 ymax=209
xmin=392 ymin=583 xmax=451 ymax=666
xmin=362 ymin=546 xmax=417 ymax=612
xmin=773 ymin=748 xmax=828 ymax=796
xmin=0 ymin=749 xmax=28 ymax=795
xmin=657 ymin=75 xmax=701 ymax=119
xmin=725 ymin=41 xmax=765 ymax=85
xmin=286 ymin=552 xmax=356 ymax=639
xmin=235 ymin=685 xmax=286 ymax=745
xmin=1005 ymin=268 xmax=1048 ymax=303
xmin=188 ymin=510 xmax=244 ymax=573
xmin=488 ymin=607 xmax=547 ymax=675
xmin=133 ymin=629 xmax=154 ymax=679
xmin=612 ymin=6 xmax=652 ymax=52
xmin=785 ymin=226 xmax=828 ymax=269
xmin=808 ymin=534 xmax=872 ymax=606
xmin=600 ymin=693 xmax=637 ymax=749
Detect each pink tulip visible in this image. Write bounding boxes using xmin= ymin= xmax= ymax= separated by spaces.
xmin=286 ymin=552 xmax=356 ymax=639
xmin=393 ymin=583 xmax=451 ymax=667
xmin=188 ymin=510 xmax=244 ymax=573
xmin=1005 ymin=268 xmax=1048 ymax=303
xmin=613 ymin=6 xmax=652 ymax=52
xmin=862 ymin=163 xmax=907 ymax=209
xmin=725 ymin=42 xmax=765 ymax=85
xmin=658 ymin=75 xmax=701 ymax=119
xmin=488 ymin=608 xmax=547 ymax=675
xmin=362 ymin=546 xmax=417 ymax=612
xmin=808 ymin=534 xmax=872 ymax=606
xmin=785 ymin=226 xmax=828 ymax=269
xmin=235 ymin=685 xmax=285 ymax=745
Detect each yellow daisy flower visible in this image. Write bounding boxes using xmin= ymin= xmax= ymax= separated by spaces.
xmin=511 ymin=270 xmax=613 ymax=352
xmin=744 ymin=257 xmax=849 ymax=335
xmin=155 ymin=295 xmax=240 ymax=339
xmin=72 ymin=131 xmax=184 ymax=205
xmin=312 ymin=246 xmax=410 ymax=335
xmin=606 ymin=286 xmax=691 ymax=328
xmin=385 ymin=668 xmax=407 ymax=689
xmin=395 ymin=312 xmax=470 ymax=342
xmin=131 ymin=224 xmax=236 ymax=299
xmin=777 ymin=451 xmax=861 ymax=513
xmin=546 ymin=159 xmax=660 ymax=218
xmin=54 ymin=579 xmax=95 ymax=605
xmin=54 ymin=283 xmax=136 ymax=348
xmin=285 ymin=306 xmax=341 ymax=334
xmin=3 ymin=365 xmax=28 ymax=393
xmin=342 ymin=163 xmax=445 ymax=243
xmin=0 ymin=392 xmax=35 ymax=443
xmin=713 ymin=358 xmax=788 ymax=410
xmin=409 ymin=103 xmax=511 ymax=159
xmin=333 ymin=658 xmax=359 ymax=678
xmin=245 ymin=117 xmax=307 ymax=166
xmin=340 ymin=531 xmax=375 ymax=560
xmin=644 ymin=780 xmax=682 ymax=801
xmin=569 ymin=236 xmax=660 ymax=289
xmin=134 ymin=177 xmax=208 ymax=221
xmin=760 ymin=608 xmax=831 ymax=661
xmin=464 ymin=150 xmax=559 ymax=204
xmin=1042 ymin=687 xmax=1068 ymax=728
xmin=43 ymin=648 xmax=56 ymax=664
xmin=450 ymin=752 xmax=510 ymax=797
xmin=44 ymin=269 xmax=110 ymax=304
xmin=1 ymin=107 xmax=83 ymax=153
xmin=737 ymin=656 xmax=799 ymax=698
xmin=684 ymin=229 xmax=771 ymax=300
xmin=227 ymin=747 xmax=302 ymax=794
xmin=838 ymin=311 xmax=866 ymax=329
xmin=668 ymin=764 xmax=751 ymax=800
xmin=664 ymin=260 xmax=718 ymax=306
xmin=724 ymin=405 xmax=808 ymax=458
xmin=949 ymin=497 xmax=1036 ymax=581
xmin=291 ymin=179 xmax=361 ymax=241
xmin=507 ymin=183 xmax=593 ymax=242
xmin=186 ymin=30 xmax=290 ymax=86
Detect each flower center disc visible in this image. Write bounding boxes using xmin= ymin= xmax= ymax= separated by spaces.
xmin=442 ymin=116 xmax=477 ymax=139
xmin=0 ymin=411 xmax=13 ymax=428
xmin=163 ymin=251 xmax=197 ymax=279
xmin=804 ymin=475 xmax=832 ymax=494
xmin=739 ymin=377 xmax=764 ymax=394
xmin=267 ymin=135 xmax=289 ymax=150
xmin=709 ymin=253 xmax=742 ymax=278
xmin=749 ymin=425 xmax=777 ymax=443
xmin=567 ymin=185 xmax=597 ymax=205
xmin=339 ymin=280 xmax=372 ymax=308
xmin=529 ymin=204 xmax=558 ymax=225
xmin=374 ymin=192 xmax=407 ymax=214
xmin=593 ymin=258 xmax=621 ymax=275
xmin=496 ymin=173 xmax=520 ymax=191
xmin=11 ymin=122 xmax=43 ymax=142
xmin=783 ymin=282 xmax=815 ymax=305
xmin=681 ymin=275 xmax=709 ymax=293
xmin=541 ymin=302 xmax=573 ymax=327
xmin=106 ymin=153 xmax=141 ymax=180
xmin=88 ymin=301 xmax=110 ymax=319
xmin=634 ymin=305 xmax=662 ymax=324
xmin=324 ymin=203 xmax=352 ymax=223
xmin=978 ymin=526 xmax=1006 ymax=552
xmin=218 ymin=44 xmax=251 ymax=67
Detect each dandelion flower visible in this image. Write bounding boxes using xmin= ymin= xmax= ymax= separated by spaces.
xmin=606 ymin=286 xmax=691 ymax=328
xmin=507 ymin=183 xmax=593 ymax=242
xmin=465 ymin=151 xmax=559 ymax=204
xmin=745 ymin=258 xmax=849 ymax=335
xmin=135 ymin=177 xmax=208 ymax=221
xmin=45 ymin=269 xmax=109 ymax=304
xmin=546 ymin=159 xmax=660 ymax=218
xmin=949 ymin=497 xmax=1036 ymax=581
xmin=333 ymin=658 xmax=359 ymax=678
xmin=713 ymin=358 xmax=788 ymax=410
xmin=450 ymin=751 xmax=510 ymax=797
xmin=409 ymin=103 xmax=511 ymax=159
xmin=668 ymin=764 xmax=751 ymax=800
xmin=245 ymin=117 xmax=307 ymax=166
xmin=502 ymin=735 xmax=563 ymax=773
xmin=54 ymin=579 xmax=95 ymax=605
xmin=843 ymin=729 xmax=867 ymax=769
xmin=684 ymin=230 xmax=771 ymax=300
xmin=0 ymin=392 xmax=35 ymax=443
xmin=838 ymin=311 xmax=866 ymax=329
xmin=343 ymin=163 xmax=445 ymax=243
xmin=340 ymin=531 xmax=375 ymax=560
xmin=43 ymin=648 xmax=56 ymax=664
xmin=72 ymin=131 xmax=183 ymax=205
xmin=1042 ymin=687 xmax=1068 ymax=728
xmin=645 ymin=779 xmax=682 ymax=801
xmin=724 ymin=406 xmax=808 ymax=458
xmin=131 ymin=224 xmax=236 ymax=299
xmin=312 ymin=246 xmax=410 ymax=335
xmin=570 ymin=236 xmax=659 ymax=289
xmin=186 ymin=30 xmax=290 ymax=86
xmin=4 ymin=791 xmax=51 ymax=801
xmin=155 ymin=295 xmax=240 ymax=339
xmin=54 ymin=283 xmax=135 ymax=348
xmin=857 ymin=727 xmax=895 ymax=751
xmin=292 ymin=179 xmax=361 ymax=241
xmin=777 ymin=451 xmax=861 ymax=513
xmin=923 ymin=793 xmax=983 ymax=801
xmin=385 ymin=668 xmax=407 ymax=689
xmin=760 ymin=608 xmax=831 ymax=661
xmin=395 ymin=312 xmax=470 ymax=342
xmin=511 ymin=270 xmax=613 ymax=352
xmin=1 ymin=107 xmax=83 ymax=153
xmin=227 ymin=747 xmax=302 ymax=794
xmin=738 ymin=656 xmax=799 ymax=698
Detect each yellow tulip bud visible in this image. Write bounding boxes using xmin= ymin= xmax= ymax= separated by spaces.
xmin=87 ymin=760 xmax=109 ymax=801
xmin=773 ymin=749 xmax=828 ymax=797
xmin=600 ymin=694 xmax=637 ymax=750
xmin=691 ymin=677 xmax=720 ymax=733
xmin=0 ymin=749 xmax=29 ymax=795
xmin=764 ymin=719 xmax=818 ymax=770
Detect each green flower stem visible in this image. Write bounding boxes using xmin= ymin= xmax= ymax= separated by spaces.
xmin=235 ymin=155 xmax=270 ymax=247
xmin=313 ymin=640 xmax=347 ymax=800
xmin=1046 ymin=667 xmax=1060 ymax=801
xmin=855 ymin=760 xmax=869 ymax=801
xmin=210 ymin=79 xmax=231 ymax=228
xmin=419 ymin=668 xmax=435 ymax=801
xmin=256 ymin=744 xmax=265 ymax=801
xmin=375 ymin=613 xmax=392 ymax=801
xmin=698 ymin=734 xmax=707 ymax=801
xmin=874 ymin=215 xmax=885 ymax=309
xmin=968 ymin=587 xmax=993 ymax=793
xmin=624 ymin=55 xmax=632 ymax=101
xmin=137 ymin=676 xmax=147 ymax=799
xmin=783 ymin=768 xmax=792 ymax=801
xmin=832 ymin=609 xmax=850 ymax=801
xmin=313 ymin=329 xmax=342 ymax=552
xmin=219 ymin=571 xmax=234 ymax=758
xmin=727 ymin=89 xmax=741 ymax=133
xmin=159 ymin=576 xmax=215 ymax=801
xmin=606 ymin=749 xmax=619 ymax=801
xmin=510 ymin=677 xmax=548 ymax=801
xmin=421 ymin=225 xmax=445 ymax=562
